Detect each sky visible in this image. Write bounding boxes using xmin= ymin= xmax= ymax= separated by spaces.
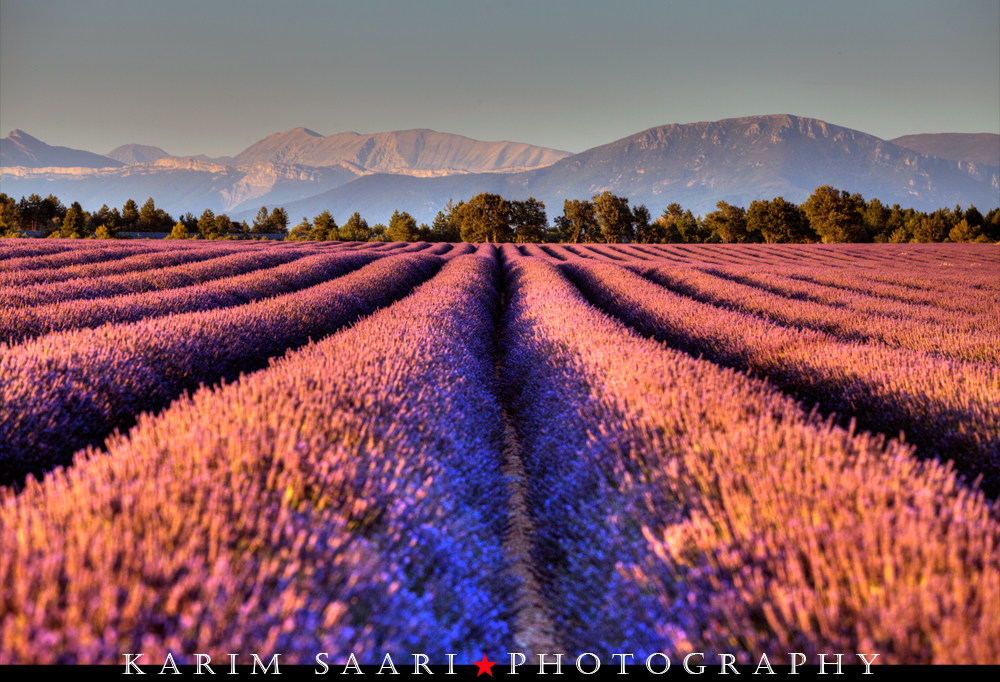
xmin=2 ymin=0 xmax=998 ymax=158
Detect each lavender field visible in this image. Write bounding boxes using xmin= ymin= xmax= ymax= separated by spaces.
xmin=0 ymin=239 xmax=998 ymax=665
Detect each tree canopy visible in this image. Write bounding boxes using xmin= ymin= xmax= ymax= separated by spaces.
xmin=310 ymin=210 xmax=337 ymax=241
xmin=747 ymin=197 xmax=810 ymax=244
xmin=456 ymin=193 xmax=513 ymax=243
xmin=591 ymin=191 xmax=633 ymax=244
xmin=339 ymin=212 xmax=370 ymax=242
xmin=703 ymin=200 xmax=749 ymax=244
xmin=511 ymin=198 xmax=547 ymax=243
xmin=554 ymin=199 xmax=597 ymax=244
xmin=387 ymin=210 xmax=418 ymax=242
xmin=801 ymin=185 xmax=865 ymax=243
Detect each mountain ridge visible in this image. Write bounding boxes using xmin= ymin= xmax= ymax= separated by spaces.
xmin=4 ymin=116 xmax=998 ymax=224
xmin=1 ymin=129 xmax=125 ymax=169
xmin=251 ymin=114 xmax=999 ymax=223
xmin=230 ymin=127 xmax=574 ymax=172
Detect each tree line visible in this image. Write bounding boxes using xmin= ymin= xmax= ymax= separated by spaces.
xmin=3 ymin=186 xmax=998 ymax=244
xmin=0 ymin=194 xmax=291 ymax=241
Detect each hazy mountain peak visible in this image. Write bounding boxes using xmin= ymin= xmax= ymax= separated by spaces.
xmin=2 ymin=130 xmax=124 ymax=169
xmin=7 ymin=129 xmax=41 ymax=142
xmin=105 ymin=143 xmax=173 ymax=165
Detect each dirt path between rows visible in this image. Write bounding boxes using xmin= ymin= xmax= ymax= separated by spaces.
xmin=494 ymin=280 xmax=562 ymax=660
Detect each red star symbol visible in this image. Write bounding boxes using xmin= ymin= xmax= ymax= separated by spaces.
xmin=474 ymin=654 xmax=497 ymax=677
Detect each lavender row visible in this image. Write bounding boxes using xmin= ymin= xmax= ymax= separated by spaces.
xmin=636 ymin=264 xmax=999 ymax=363
xmin=499 ymin=250 xmax=1000 ymax=662
xmin=0 ymin=250 xmax=381 ymax=343
xmin=1 ymin=247 xmax=319 ymax=309
xmin=628 ymin=243 xmax=1000 ymax=292
xmin=670 ymin=243 xmax=1000 ymax=297
xmin=0 ymin=240 xmax=80 ymax=260
xmin=754 ymin=260 xmax=999 ymax=312
xmin=562 ymin=260 xmax=1000 ymax=495
xmin=690 ymin=263 xmax=995 ymax=330
xmin=571 ymin=244 xmax=993 ymax=326
xmin=0 ymin=254 xmax=442 ymax=487
xmin=439 ymin=242 xmax=476 ymax=259
xmin=0 ymin=240 xmax=190 ymax=273
xmin=0 ymin=241 xmax=279 ymax=288
xmin=0 ymin=253 xmax=514 ymax=663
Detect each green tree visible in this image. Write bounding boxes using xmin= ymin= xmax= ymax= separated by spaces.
xmin=138 ymin=198 xmax=159 ymax=231
xmin=963 ymin=205 xmax=985 ymax=229
xmin=630 ymin=204 xmax=653 ymax=243
xmin=177 ymin=212 xmax=195 ymax=233
xmin=746 ymin=197 xmax=812 ymax=243
xmin=268 ymin=207 xmax=290 ymax=234
xmin=387 ymin=209 xmax=418 ymax=242
xmin=591 ymin=191 xmax=632 ymax=244
xmin=17 ymin=194 xmax=42 ymax=231
xmin=430 ymin=211 xmax=450 ymax=242
xmin=703 ymin=200 xmax=748 ymax=243
xmin=456 ymin=193 xmax=513 ymax=243
xmin=801 ymin=185 xmax=865 ymax=243
xmin=511 ymin=197 xmax=547 ymax=243
xmin=43 ymin=195 xmax=67 ymax=221
xmin=434 ymin=201 xmax=463 ymax=242
xmin=339 ymin=212 xmax=370 ymax=241
xmin=215 ymin=214 xmax=233 ymax=237
xmin=948 ymin=219 xmax=987 ymax=243
xmin=983 ymin=208 xmax=1000 ymax=242
xmin=863 ymin=197 xmax=891 ymax=241
xmin=251 ymin=206 xmax=270 ymax=234
xmin=35 ymin=195 xmax=66 ymax=238
xmin=121 ymin=199 xmax=140 ymax=230
xmin=0 ymin=193 xmax=20 ymax=234
xmin=677 ymin=210 xmax=705 ymax=243
xmin=70 ymin=202 xmax=92 ymax=237
xmin=60 ymin=206 xmax=86 ymax=238
xmin=165 ymin=222 xmax=189 ymax=240
xmin=288 ymin=217 xmax=312 ymax=241
xmin=554 ymin=199 xmax=597 ymax=243
xmin=197 ymin=209 xmax=218 ymax=239
xmin=368 ymin=223 xmax=388 ymax=241
xmin=657 ymin=204 xmax=703 ymax=243
xmin=912 ymin=214 xmax=948 ymax=243
xmin=644 ymin=216 xmax=672 ymax=243
xmin=91 ymin=204 xmax=119 ymax=237
xmin=309 ymin=210 xmax=337 ymax=241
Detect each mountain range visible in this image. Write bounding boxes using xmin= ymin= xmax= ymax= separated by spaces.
xmin=1 ymin=117 xmax=997 ymax=224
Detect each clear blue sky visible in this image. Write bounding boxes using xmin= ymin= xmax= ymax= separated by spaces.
xmin=2 ymin=0 xmax=998 ymax=157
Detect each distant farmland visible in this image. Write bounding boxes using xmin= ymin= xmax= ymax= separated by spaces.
xmin=1 ymin=239 xmax=998 ymax=665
